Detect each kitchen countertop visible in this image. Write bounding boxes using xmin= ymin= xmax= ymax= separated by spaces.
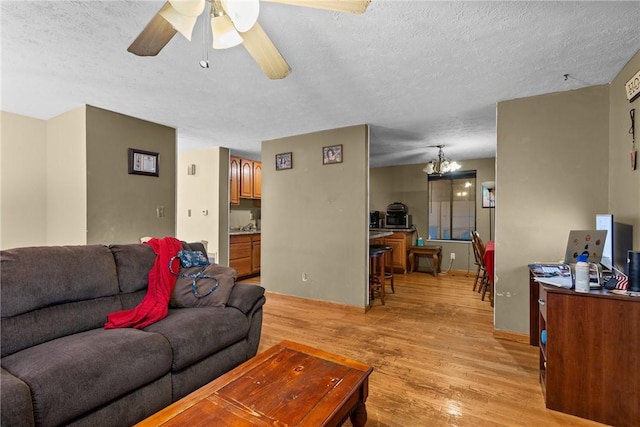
xmin=229 ymin=230 xmax=261 ymax=236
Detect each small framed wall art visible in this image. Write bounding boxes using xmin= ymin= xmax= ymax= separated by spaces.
xmin=275 ymin=152 xmax=292 ymax=170
xmin=322 ymin=144 xmax=343 ymax=165
xmin=128 ymin=148 xmax=159 ymax=177
xmin=482 ymin=182 xmax=496 ymax=208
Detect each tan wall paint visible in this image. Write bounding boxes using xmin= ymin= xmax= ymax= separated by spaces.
xmin=46 ymin=106 xmax=88 ymax=245
xmin=261 ymin=125 xmax=369 ymax=307
xmin=496 ymin=85 xmax=610 ymax=334
xmin=608 ymin=49 xmax=640 ymax=246
xmin=176 ymin=147 xmax=229 ymax=263
xmin=371 ymin=157 xmax=496 ymax=272
xmin=0 ymin=112 xmax=48 ymax=249
xmin=85 ymin=106 xmax=176 ymax=244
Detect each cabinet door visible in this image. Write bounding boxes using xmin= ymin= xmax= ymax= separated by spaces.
xmin=240 ymin=160 xmax=253 ymax=199
xmin=384 ymin=238 xmax=404 ymax=270
xmin=252 ymin=236 xmax=261 ymax=273
xmin=230 ymin=156 xmax=241 ymax=205
xmin=252 ymin=161 xmax=262 ymax=199
xmin=230 ymin=235 xmax=252 ymax=277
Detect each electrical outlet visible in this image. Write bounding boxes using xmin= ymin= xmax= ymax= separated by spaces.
xmin=450 ymin=252 xmax=456 ymax=260
xmin=156 ymin=206 xmax=165 ymax=218
xmin=302 ymin=273 xmax=308 ymax=282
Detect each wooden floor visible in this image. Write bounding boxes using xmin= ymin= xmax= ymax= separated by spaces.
xmin=239 ymin=272 xmax=604 ymax=427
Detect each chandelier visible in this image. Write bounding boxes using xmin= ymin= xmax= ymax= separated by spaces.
xmin=422 ymin=145 xmax=461 ymax=175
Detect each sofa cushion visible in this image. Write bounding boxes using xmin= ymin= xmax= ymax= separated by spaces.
xmin=144 ymin=307 xmax=249 ymax=371
xmin=1 ymin=368 xmax=34 ymax=427
xmin=1 ymin=328 xmax=172 ymax=427
xmin=0 ymin=245 xmax=119 ymax=318
xmin=1 ymin=245 xmax=121 ymax=357
xmin=170 ymin=264 xmax=237 ymax=308
xmin=109 ymin=244 xmax=156 ymax=294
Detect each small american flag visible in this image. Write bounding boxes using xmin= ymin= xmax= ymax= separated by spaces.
xmin=615 ymin=275 xmax=629 ymax=290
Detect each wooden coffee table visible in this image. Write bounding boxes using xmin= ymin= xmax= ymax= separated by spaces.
xmin=136 ymin=340 xmax=373 ymax=427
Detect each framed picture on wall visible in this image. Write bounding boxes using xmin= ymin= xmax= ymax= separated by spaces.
xmin=322 ymin=144 xmax=343 ymax=165
xmin=128 ymin=148 xmax=159 ymax=177
xmin=482 ymin=182 xmax=495 ymax=208
xmin=276 ymin=152 xmax=292 ymax=170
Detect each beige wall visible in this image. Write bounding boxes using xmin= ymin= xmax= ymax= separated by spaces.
xmin=176 ymin=147 xmax=229 ymax=263
xmin=1 ymin=106 xmax=176 ymax=249
xmin=86 ymin=106 xmax=176 ymax=244
xmin=496 ymin=85 xmax=610 ymax=334
xmin=261 ymin=125 xmax=369 ymax=307
xmin=47 ymin=106 xmax=87 ymax=245
xmin=1 ymin=112 xmax=48 ymax=249
xmin=608 ymin=50 xmax=640 ymax=244
xmin=371 ymin=158 xmax=496 ymax=272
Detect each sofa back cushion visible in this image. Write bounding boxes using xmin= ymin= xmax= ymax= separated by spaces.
xmin=0 ymin=245 xmax=121 ymax=357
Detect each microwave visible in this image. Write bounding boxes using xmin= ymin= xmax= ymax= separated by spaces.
xmin=385 ymin=214 xmax=412 ymax=229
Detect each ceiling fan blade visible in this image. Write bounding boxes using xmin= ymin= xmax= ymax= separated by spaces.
xmin=262 ymin=0 xmax=370 ymax=14
xmin=242 ymin=23 xmax=291 ymax=79
xmin=128 ymin=3 xmax=178 ymax=56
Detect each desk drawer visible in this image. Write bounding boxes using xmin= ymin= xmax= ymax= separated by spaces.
xmin=538 ymin=284 xmax=547 ymax=322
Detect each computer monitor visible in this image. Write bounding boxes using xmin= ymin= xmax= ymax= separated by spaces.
xmin=596 ymin=214 xmax=634 ymax=275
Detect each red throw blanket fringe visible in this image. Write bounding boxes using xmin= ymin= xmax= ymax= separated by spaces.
xmin=105 ymin=237 xmax=183 ymax=329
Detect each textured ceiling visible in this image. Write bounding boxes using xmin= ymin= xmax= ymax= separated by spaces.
xmin=2 ymin=1 xmax=639 ymax=167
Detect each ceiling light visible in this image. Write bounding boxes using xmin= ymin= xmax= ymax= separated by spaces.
xmin=211 ymin=2 xmax=243 ymax=49
xmin=160 ymin=0 xmax=205 ymax=41
xmin=221 ymin=0 xmax=260 ymax=32
xmin=423 ymin=145 xmax=461 ymax=175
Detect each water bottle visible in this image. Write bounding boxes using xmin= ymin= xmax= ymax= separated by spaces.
xmin=417 ymin=237 xmax=424 ymax=246
xmin=574 ymin=253 xmax=590 ymax=293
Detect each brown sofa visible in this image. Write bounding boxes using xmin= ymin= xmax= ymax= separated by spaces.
xmin=0 ymin=242 xmax=266 ymax=427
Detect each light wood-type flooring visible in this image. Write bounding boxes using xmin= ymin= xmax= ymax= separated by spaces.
xmin=239 ymin=272 xmax=604 ymax=427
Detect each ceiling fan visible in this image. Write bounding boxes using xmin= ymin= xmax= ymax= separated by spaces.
xmin=128 ymin=0 xmax=371 ymax=79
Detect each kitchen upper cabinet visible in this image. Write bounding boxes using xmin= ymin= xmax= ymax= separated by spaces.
xmin=230 ymin=157 xmax=261 ymax=204
xmin=240 ymin=160 xmax=253 ymax=199
xmin=252 ymin=161 xmax=262 ymax=199
xmin=230 ymin=156 xmax=241 ymax=205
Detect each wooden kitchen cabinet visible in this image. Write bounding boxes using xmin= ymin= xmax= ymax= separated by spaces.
xmin=538 ymin=283 xmax=639 ymax=426
xmin=230 ymin=157 xmax=261 ymax=203
xmin=372 ymin=230 xmax=415 ymax=273
xmin=230 ymin=233 xmax=261 ymax=278
xmin=252 ymin=161 xmax=262 ymax=199
xmin=251 ymin=234 xmax=261 ymax=273
xmin=230 ymin=156 xmax=241 ymax=205
xmin=240 ymin=160 xmax=254 ymax=199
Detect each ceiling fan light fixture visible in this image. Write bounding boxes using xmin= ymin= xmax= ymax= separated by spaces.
xmin=168 ymin=0 xmax=206 ymax=16
xmin=221 ymin=0 xmax=260 ymax=32
xmin=159 ymin=4 xmax=200 ymax=41
xmin=211 ymin=14 xmax=243 ymax=49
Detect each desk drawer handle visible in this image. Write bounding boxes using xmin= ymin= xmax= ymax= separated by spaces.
xmin=538 ymin=299 xmax=545 ymax=306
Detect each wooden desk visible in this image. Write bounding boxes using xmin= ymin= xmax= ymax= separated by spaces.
xmin=136 ymin=340 xmax=373 ymax=427
xmin=408 ymin=246 xmax=441 ymax=277
xmin=537 ymin=283 xmax=639 ymax=426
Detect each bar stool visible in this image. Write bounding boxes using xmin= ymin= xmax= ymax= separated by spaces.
xmin=370 ymin=244 xmax=394 ymax=294
xmin=369 ymin=247 xmax=386 ymax=305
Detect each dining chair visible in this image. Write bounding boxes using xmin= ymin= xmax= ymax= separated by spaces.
xmin=471 ymin=231 xmax=486 ymax=292
xmin=471 ymin=231 xmax=490 ymax=301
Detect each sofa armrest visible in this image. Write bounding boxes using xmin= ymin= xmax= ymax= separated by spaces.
xmin=1 ymin=368 xmax=35 ymax=427
xmin=226 ymin=284 xmax=266 ymax=315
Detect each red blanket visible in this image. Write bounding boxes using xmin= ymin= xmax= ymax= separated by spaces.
xmin=105 ymin=237 xmax=183 ymax=329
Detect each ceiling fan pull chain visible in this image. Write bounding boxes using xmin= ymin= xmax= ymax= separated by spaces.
xmin=200 ymin=2 xmax=210 ymax=68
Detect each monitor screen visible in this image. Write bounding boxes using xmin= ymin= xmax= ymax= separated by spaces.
xmin=596 ymin=214 xmax=614 ymax=269
xmin=596 ymin=214 xmax=634 ymax=275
